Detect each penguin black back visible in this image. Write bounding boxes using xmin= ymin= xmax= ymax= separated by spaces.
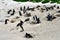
xmin=11 ymin=9 xmax=15 ymax=16
xmin=19 ymin=11 xmax=22 ymax=16
xmin=5 ymin=19 xmax=9 ymax=24
xmin=46 ymin=14 xmax=52 ymax=21
xmin=17 ymin=20 xmax=23 ymax=27
xmin=20 ymin=7 xmax=22 ymax=11
xmin=24 ymin=33 xmax=33 ymax=38
xmin=8 ymin=10 xmax=12 ymax=14
xmin=24 ymin=18 xmax=30 ymax=22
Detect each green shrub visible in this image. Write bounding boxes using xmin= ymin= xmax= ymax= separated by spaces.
xmin=42 ymin=0 xmax=50 ymax=3
xmin=35 ymin=0 xmax=42 ymax=2
xmin=13 ymin=0 xmax=60 ymax=3
xmin=13 ymin=0 xmax=28 ymax=2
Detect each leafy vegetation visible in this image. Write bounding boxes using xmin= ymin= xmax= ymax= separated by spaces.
xmin=42 ymin=0 xmax=50 ymax=3
xmin=13 ymin=0 xmax=28 ymax=2
xmin=13 ymin=0 xmax=60 ymax=3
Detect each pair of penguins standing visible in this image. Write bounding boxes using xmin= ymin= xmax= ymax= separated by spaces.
xmin=33 ymin=15 xmax=41 ymax=24
xmin=8 ymin=9 xmax=15 ymax=16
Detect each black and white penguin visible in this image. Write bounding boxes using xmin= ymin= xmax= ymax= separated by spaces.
xmin=5 ymin=19 xmax=9 ymax=24
xmin=19 ymin=11 xmax=22 ymax=16
xmin=46 ymin=14 xmax=52 ymax=21
xmin=24 ymin=18 xmax=30 ymax=22
xmin=7 ymin=9 xmax=12 ymax=14
xmin=11 ymin=9 xmax=15 ymax=16
xmin=24 ymin=33 xmax=33 ymax=38
xmin=16 ymin=20 xmax=24 ymax=32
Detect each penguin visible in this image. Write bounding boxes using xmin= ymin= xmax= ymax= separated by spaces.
xmin=46 ymin=14 xmax=52 ymax=21
xmin=5 ymin=19 xmax=9 ymax=24
xmin=20 ymin=7 xmax=22 ymax=11
xmin=11 ymin=9 xmax=15 ymax=16
xmin=24 ymin=33 xmax=33 ymax=38
xmin=16 ymin=20 xmax=24 ymax=32
xmin=8 ymin=9 xmax=12 ymax=14
xmin=36 ymin=18 xmax=40 ymax=23
xmin=19 ymin=11 xmax=22 ymax=16
xmin=24 ymin=18 xmax=30 ymax=22
xmin=57 ymin=6 xmax=59 ymax=9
